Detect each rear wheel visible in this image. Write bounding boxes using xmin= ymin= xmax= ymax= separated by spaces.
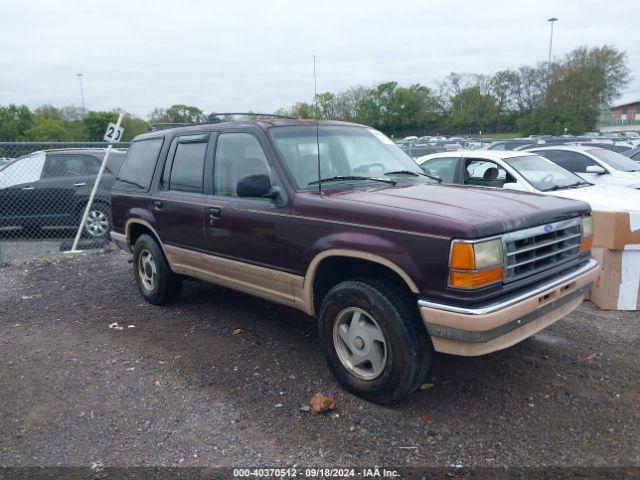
xmin=318 ymin=278 xmax=431 ymax=404
xmin=133 ymin=234 xmax=182 ymax=305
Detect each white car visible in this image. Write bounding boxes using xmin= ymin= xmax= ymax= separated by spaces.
xmin=526 ymin=145 xmax=640 ymax=189
xmin=417 ymin=150 xmax=640 ymax=213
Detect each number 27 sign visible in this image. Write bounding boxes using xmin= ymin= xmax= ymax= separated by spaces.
xmin=104 ymin=122 xmax=124 ymax=143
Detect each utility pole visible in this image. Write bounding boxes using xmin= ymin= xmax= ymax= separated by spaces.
xmin=76 ymin=73 xmax=86 ymax=115
xmin=547 ymin=18 xmax=558 ymax=74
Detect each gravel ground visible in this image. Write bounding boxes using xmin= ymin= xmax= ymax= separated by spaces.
xmin=0 ymin=249 xmax=638 ymax=471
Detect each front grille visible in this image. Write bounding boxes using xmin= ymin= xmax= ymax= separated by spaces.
xmin=503 ymin=218 xmax=582 ymax=282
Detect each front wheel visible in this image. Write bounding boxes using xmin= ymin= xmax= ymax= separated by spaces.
xmin=318 ymin=278 xmax=432 ymax=404
xmin=81 ymin=203 xmax=110 ymax=239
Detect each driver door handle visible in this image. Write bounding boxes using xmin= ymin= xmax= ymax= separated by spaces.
xmin=208 ymin=206 xmax=221 ymax=223
xmin=73 ymin=182 xmax=86 ymax=187
xmin=22 ymin=186 xmax=34 ymax=191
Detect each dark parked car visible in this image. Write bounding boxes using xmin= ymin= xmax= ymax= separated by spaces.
xmin=623 ymin=147 xmax=640 ymax=161
xmin=110 ymin=119 xmax=598 ymax=404
xmin=486 ymin=139 xmax=542 ymax=151
xmin=575 ymin=142 xmax=633 ymax=153
xmin=0 ymin=148 xmax=126 ymax=238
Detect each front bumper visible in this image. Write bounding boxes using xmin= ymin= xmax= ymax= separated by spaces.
xmin=418 ymin=258 xmax=599 ymax=356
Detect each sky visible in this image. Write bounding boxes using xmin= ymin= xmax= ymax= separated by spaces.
xmin=1 ymin=0 xmax=639 ymax=118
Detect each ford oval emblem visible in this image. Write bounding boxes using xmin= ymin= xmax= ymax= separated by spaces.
xmin=544 ymin=224 xmax=553 ymax=233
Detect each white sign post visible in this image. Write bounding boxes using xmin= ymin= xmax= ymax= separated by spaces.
xmin=69 ymin=113 xmax=124 ymax=253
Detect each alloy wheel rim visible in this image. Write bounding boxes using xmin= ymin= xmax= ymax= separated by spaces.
xmin=333 ymin=307 xmax=387 ymax=380
xmin=138 ymin=249 xmax=157 ymax=292
xmin=85 ymin=209 xmax=109 ymax=237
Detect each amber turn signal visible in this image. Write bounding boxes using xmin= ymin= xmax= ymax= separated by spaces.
xmin=449 ymin=266 xmax=503 ymax=288
xmin=580 ymin=235 xmax=593 ymax=252
xmin=450 ymin=242 xmax=475 ymax=270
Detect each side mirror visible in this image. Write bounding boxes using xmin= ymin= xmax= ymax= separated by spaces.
xmin=236 ymin=174 xmax=277 ymax=198
xmin=585 ymin=165 xmax=606 ymax=174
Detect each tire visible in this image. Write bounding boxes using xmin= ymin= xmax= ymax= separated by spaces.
xmin=81 ymin=203 xmax=111 ymax=239
xmin=318 ymin=277 xmax=432 ymax=405
xmin=132 ymin=234 xmax=182 ymax=305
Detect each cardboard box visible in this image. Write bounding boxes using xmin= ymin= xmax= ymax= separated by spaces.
xmin=590 ymin=246 xmax=640 ymax=310
xmin=592 ymin=210 xmax=640 ymax=250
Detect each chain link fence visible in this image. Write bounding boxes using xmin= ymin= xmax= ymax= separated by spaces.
xmin=0 ymin=142 xmax=129 ymax=265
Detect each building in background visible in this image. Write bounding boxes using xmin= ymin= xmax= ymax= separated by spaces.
xmin=610 ymin=98 xmax=639 ymax=125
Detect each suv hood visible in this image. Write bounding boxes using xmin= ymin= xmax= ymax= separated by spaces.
xmin=332 ymin=183 xmax=590 ymax=238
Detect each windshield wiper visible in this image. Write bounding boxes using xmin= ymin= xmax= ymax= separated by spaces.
xmin=384 ymin=170 xmax=442 ymax=183
xmin=308 ymin=175 xmax=396 ymax=186
xmin=543 ymin=181 xmax=589 ymax=191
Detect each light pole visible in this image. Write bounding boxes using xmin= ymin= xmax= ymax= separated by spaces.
xmin=547 ymin=18 xmax=558 ymax=73
xmin=76 ymin=73 xmax=86 ymax=115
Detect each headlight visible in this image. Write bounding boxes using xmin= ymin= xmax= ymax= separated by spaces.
xmin=581 ymin=216 xmax=593 ymax=252
xmin=449 ymin=238 xmax=504 ymax=289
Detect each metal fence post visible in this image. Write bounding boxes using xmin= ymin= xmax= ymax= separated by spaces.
xmin=69 ymin=114 xmax=124 ymax=252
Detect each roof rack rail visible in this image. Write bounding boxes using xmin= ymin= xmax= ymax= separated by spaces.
xmin=148 ymin=113 xmax=297 ymax=131
xmin=148 ymin=122 xmax=195 ymax=131
xmin=207 ymin=112 xmax=297 ymax=122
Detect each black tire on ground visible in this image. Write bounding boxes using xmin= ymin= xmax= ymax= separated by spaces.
xmin=318 ymin=277 xmax=432 ymax=405
xmin=132 ymin=234 xmax=182 ymax=305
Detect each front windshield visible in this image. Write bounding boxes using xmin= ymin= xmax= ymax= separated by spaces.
xmin=504 ymin=155 xmax=586 ymax=191
xmin=588 ymin=149 xmax=640 ymax=172
xmin=269 ymin=125 xmax=424 ymax=189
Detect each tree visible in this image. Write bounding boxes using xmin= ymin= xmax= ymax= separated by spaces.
xmin=449 ymin=87 xmax=498 ymax=133
xmin=120 ymin=115 xmax=149 ymax=141
xmin=25 ymin=119 xmax=70 ymax=141
xmin=33 ymin=105 xmax=63 ymax=121
xmin=82 ymin=111 xmax=118 ymax=141
xmin=544 ymin=46 xmax=630 ymax=129
xmin=0 ymin=104 xmax=34 ymax=141
xmin=148 ymin=104 xmax=206 ymax=124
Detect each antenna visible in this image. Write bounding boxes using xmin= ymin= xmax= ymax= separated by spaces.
xmin=314 ymin=54 xmax=322 ymax=193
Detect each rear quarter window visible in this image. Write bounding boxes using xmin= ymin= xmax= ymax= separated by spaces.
xmin=114 ymin=138 xmax=164 ymax=191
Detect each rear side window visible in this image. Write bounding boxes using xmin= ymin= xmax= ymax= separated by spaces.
xmin=542 ymin=150 xmax=598 ymax=173
xmin=114 ymin=138 xmax=164 ymax=190
xmin=167 ymin=141 xmax=207 ymax=193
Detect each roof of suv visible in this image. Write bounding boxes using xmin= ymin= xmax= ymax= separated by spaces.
xmin=137 ymin=119 xmax=367 ymax=141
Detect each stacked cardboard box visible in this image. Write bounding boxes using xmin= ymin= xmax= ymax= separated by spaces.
xmin=589 ymin=211 xmax=640 ymax=310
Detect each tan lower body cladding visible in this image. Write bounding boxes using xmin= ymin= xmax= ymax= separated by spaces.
xmin=163 ymin=244 xmax=309 ymax=311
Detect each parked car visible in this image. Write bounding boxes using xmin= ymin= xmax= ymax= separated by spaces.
xmin=401 ymin=144 xmax=445 ymax=158
xmin=110 ymin=119 xmax=597 ymax=404
xmin=0 ymin=148 xmax=126 ymax=238
xmin=576 ymin=141 xmax=634 ymax=153
xmin=417 ymin=150 xmax=640 ymax=212
xmin=527 ymin=145 xmax=640 ymax=189
xmin=623 ymin=147 xmax=640 ymax=162
xmin=487 ymin=140 xmax=542 ymax=151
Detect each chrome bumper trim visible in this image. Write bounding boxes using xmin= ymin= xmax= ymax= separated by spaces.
xmin=418 ymin=258 xmax=598 ymax=316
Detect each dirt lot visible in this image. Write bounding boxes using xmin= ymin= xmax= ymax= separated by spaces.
xmin=0 ymin=249 xmax=639 ymax=471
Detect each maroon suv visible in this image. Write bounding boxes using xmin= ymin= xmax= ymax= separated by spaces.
xmin=110 ymin=119 xmax=599 ymax=404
